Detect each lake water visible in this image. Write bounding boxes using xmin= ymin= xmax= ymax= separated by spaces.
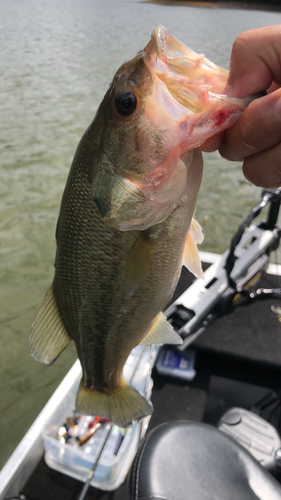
xmin=1 ymin=0 xmax=281 ymax=468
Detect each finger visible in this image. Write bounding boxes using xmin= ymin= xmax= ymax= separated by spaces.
xmin=242 ymin=142 xmax=281 ymax=189
xmin=268 ymin=81 xmax=281 ymax=94
xmin=198 ymin=131 xmax=224 ymax=153
xmin=225 ymin=25 xmax=281 ymax=98
xmin=219 ymin=89 xmax=281 ymax=161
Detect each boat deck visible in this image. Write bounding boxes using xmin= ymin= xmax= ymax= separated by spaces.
xmin=20 ymin=266 xmax=281 ymax=500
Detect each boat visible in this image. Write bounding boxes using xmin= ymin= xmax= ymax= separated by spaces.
xmin=1 ymin=188 xmax=281 ymax=500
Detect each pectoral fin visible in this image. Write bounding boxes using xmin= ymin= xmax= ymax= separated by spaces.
xmin=183 ymin=218 xmax=204 ymax=279
xmin=29 ymin=284 xmax=72 ymax=365
xmin=139 ymin=312 xmax=183 ymax=345
xmin=191 ymin=218 xmax=204 ymax=244
xmin=125 ymin=232 xmax=159 ymax=296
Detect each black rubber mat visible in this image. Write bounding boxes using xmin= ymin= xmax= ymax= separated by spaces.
xmin=193 ymin=271 xmax=281 ymax=367
xmin=204 ymin=375 xmax=281 ymax=429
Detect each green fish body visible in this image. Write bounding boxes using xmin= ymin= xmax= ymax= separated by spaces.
xmin=30 ymin=25 xmax=251 ymax=427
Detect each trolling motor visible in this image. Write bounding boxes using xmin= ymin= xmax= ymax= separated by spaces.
xmin=165 ymin=188 xmax=281 ymax=351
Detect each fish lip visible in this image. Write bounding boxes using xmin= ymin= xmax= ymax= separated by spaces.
xmin=150 ymin=24 xmax=169 ymax=57
xmin=144 ymin=25 xmax=228 ymax=114
xmin=144 ymin=25 xmax=203 ymax=113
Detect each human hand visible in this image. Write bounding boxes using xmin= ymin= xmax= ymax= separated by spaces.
xmin=200 ymin=25 xmax=281 ymax=188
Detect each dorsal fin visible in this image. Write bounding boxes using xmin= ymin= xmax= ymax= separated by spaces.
xmin=29 ymin=284 xmax=72 ymax=365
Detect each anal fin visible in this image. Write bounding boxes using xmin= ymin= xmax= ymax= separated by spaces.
xmin=139 ymin=312 xmax=183 ymax=346
xmin=29 ymin=284 xmax=72 ymax=365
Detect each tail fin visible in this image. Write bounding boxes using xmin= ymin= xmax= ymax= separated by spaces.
xmin=76 ymin=380 xmax=153 ymax=428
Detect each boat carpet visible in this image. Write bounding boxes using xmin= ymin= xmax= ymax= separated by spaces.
xmin=193 ymin=269 xmax=281 ymax=367
xmin=21 ymin=269 xmax=281 ymax=500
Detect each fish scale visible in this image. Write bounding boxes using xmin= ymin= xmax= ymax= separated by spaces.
xmin=55 ymin=142 xmax=188 ymax=389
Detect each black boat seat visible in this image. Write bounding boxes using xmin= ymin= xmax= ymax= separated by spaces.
xmin=130 ymin=420 xmax=281 ymax=500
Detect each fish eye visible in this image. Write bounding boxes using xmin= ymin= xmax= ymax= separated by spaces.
xmin=115 ymin=92 xmax=137 ymax=116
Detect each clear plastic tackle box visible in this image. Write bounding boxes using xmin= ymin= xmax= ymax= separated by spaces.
xmin=43 ymin=345 xmax=157 ymax=490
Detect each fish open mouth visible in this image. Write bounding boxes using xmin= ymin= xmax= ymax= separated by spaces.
xmin=145 ymin=25 xmax=229 ymax=114
xmin=141 ymin=25 xmax=253 ymax=154
xmin=92 ymin=26 xmax=252 ymax=232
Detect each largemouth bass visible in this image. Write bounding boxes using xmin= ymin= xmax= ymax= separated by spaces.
xmin=30 ymin=25 xmax=252 ymax=427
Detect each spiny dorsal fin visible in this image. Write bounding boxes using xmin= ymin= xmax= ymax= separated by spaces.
xmin=76 ymin=379 xmax=153 ymax=428
xmin=139 ymin=312 xmax=183 ymax=346
xmin=29 ymin=284 xmax=72 ymax=365
xmin=125 ymin=232 xmax=159 ymax=296
xmin=183 ymin=218 xmax=204 ymax=279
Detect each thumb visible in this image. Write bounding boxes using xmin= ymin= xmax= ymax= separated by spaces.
xmin=225 ymin=25 xmax=281 ymax=98
xmin=220 ymin=88 xmax=281 ymax=162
